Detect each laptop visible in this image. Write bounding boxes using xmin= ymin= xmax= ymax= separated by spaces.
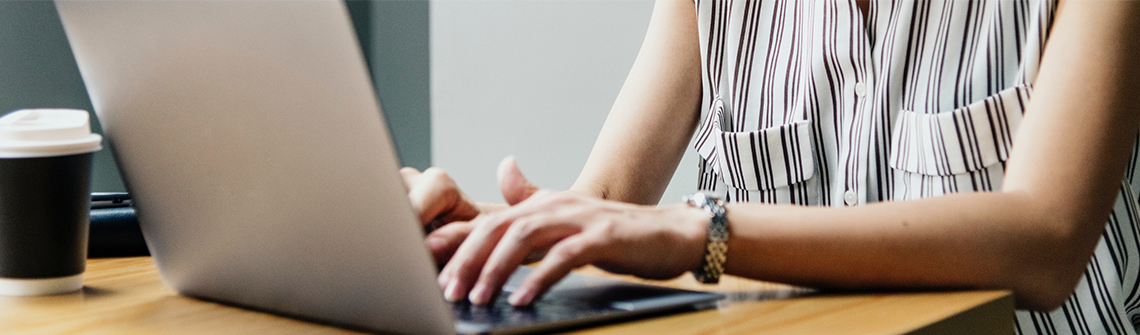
xmin=55 ymin=1 xmax=722 ymax=334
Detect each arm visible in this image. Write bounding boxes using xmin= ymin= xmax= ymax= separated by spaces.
xmin=721 ymin=0 xmax=1140 ymax=310
xmin=438 ymin=0 xmax=1140 ymax=311
xmin=569 ymin=0 xmax=703 ymax=204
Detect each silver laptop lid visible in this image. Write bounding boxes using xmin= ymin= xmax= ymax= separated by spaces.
xmin=56 ymin=1 xmax=454 ymax=334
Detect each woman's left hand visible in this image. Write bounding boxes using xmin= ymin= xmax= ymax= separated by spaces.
xmin=436 ymin=166 xmax=711 ymax=306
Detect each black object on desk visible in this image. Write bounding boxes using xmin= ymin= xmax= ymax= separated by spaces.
xmin=89 ymin=193 xmax=149 ymax=258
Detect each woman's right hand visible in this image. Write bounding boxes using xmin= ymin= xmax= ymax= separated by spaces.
xmin=401 ymin=157 xmax=538 ymax=265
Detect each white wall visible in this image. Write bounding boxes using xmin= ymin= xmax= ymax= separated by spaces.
xmin=431 ymin=0 xmax=700 ymax=205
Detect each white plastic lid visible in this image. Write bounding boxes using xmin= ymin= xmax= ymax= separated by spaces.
xmin=0 ymin=109 xmax=103 ymax=158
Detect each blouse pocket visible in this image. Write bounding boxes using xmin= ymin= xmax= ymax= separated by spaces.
xmin=709 ymin=120 xmax=819 ymax=205
xmin=693 ymin=98 xmax=819 ymax=204
xmin=888 ymin=85 xmax=1031 ymax=199
xmin=714 ymin=120 xmax=816 ymax=191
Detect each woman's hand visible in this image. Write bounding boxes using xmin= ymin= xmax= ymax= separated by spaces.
xmin=401 ymin=157 xmax=540 ymax=265
xmin=436 ymin=179 xmax=710 ymax=307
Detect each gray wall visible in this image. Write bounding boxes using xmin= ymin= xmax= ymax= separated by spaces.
xmin=0 ymin=1 xmax=124 ymax=192
xmin=0 ymin=1 xmax=432 ymax=193
xmin=349 ymin=1 xmax=433 ymax=170
xmin=430 ymin=0 xmax=699 ymax=205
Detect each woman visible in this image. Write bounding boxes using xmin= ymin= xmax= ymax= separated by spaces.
xmin=401 ymin=0 xmax=1140 ymax=333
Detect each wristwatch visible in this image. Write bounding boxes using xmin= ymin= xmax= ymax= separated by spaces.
xmin=683 ymin=192 xmax=729 ymax=284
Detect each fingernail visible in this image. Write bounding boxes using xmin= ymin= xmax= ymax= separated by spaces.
xmin=469 ymin=284 xmax=489 ymax=305
xmin=444 ymin=280 xmax=463 ymax=302
xmin=509 ymin=287 xmax=534 ymax=306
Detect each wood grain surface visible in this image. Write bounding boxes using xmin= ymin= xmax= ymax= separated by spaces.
xmin=0 ymin=257 xmax=1013 ymax=334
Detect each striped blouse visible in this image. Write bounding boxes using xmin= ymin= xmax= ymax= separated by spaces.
xmin=690 ymin=0 xmax=1140 ymax=334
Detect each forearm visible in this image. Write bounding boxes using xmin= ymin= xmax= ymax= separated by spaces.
xmin=723 ymin=0 xmax=1140 ymax=312
xmin=722 ymin=191 xmax=1089 ymax=310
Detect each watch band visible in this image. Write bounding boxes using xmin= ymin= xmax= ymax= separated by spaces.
xmin=683 ymin=192 xmax=729 ymax=284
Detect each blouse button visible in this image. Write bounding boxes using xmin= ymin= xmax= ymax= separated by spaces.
xmin=854 ymin=82 xmax=868 ymax=97
xmin=843 ymin=190 xmax=858 ymax=206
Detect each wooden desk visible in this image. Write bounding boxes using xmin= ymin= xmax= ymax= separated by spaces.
xmin=0 ymin=257 xmax=1013 ymax=334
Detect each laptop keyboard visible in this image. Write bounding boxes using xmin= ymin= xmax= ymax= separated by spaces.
xmin=450 ymin=268 xmax=723 ymax=333
xmin=452 ymin=294 xmax=618 ymax=325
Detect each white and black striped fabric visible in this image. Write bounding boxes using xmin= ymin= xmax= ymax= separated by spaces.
xmin=690 ymin=1 xmax=1140 ymax=333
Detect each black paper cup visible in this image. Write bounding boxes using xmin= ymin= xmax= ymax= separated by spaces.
xmin=0 ymin=109 xmax=102 ymax=296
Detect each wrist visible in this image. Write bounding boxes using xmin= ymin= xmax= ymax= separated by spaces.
xmin=568 ymin=183 xmax=607 ymax=200
xmin=666 ymin=204 xmax=712 ymax=273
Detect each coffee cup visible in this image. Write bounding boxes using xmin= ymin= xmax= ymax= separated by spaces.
xmin=0 ymin=109 xmax=102 ymax=296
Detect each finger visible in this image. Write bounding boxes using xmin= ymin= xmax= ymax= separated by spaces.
xmin=399 ymin=167 xmax=422 ymax=193
xmin=409 ymin=168 xmax=458 ymax=224
xmin=436 ymin=192 xmax=482 ymax=224
xmin=403 ymin=167 xmax=458 ymax=229
xmin=409 ymin=168 xmax=480 ymax=225
xmin=437 ymin=213 xmax=514 ymax=302
xmin=467 ymin=216 xmax=580 ymax=305
xmin=497 ymin=156 xmax=539 ymax=206
xmin=509 ymin=233 xmax=600 ymax=306
xmin=436 ymin=193 xmax=561 ymax=292
xmin=425 ymin=221 xmax=475 ymax=266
